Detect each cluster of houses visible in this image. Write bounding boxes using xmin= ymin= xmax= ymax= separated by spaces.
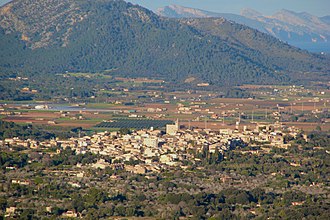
xmin=2 ymin=120 xmax=303 ymax=174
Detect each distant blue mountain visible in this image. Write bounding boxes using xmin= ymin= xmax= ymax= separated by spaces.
xmin=321 ymin=15 xmax=330 ymax=25
xmin=157 ymin=5 xmax=330 ymax=53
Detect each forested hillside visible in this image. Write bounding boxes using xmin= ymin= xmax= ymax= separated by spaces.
xmin=0 ymin=0 xmax=329 ymax=87
xmin=179 ymin=18 xmax=330 ymax=82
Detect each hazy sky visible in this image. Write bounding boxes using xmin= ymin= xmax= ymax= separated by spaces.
xmin=0 ymin=0 xmax=329 ymax=16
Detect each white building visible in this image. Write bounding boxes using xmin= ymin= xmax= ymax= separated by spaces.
xmin=166 ymin=119 xmax=179 ymax=135
xmin=143 ymin=137 xmax=159 ymax=148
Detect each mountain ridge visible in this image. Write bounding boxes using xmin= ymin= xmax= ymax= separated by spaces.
xmin=157 ymin=5 xmax=330 ymax=53
xmin=0 ymin=0 xmax=329 ymax=87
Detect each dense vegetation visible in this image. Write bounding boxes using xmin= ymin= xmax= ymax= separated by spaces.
xmin=0 ymin=120 xmax=55 ymax=141
xmin=0 ymin=71 xmax=255 ymax=101
xmin=179 ymin=18 xmax=329 ymax=78
xmin=0 ymin=120 xmax=83 ymax=140
xmin=0 ymin=0 xmax=329 ymax=88
xmin=0 ymin=72 xmax=111 ymax=101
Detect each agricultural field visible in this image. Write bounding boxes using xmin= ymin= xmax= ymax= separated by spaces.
xmin=96 ymin=119 xmax=174 ymax=129
xmin=0 ymin=83 xmax=329 ymax=133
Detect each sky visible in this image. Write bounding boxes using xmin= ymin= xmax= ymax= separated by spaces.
xmin=0 ymin=0 xmax=329 ymax=17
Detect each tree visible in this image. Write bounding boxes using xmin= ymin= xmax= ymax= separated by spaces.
xmin=72 ymin=194 xmax=85 ymax=213
xmin=0 ymin=197 xmax=7 ymax=211
xmin=119 ymin=128 xmax=131 ymax=135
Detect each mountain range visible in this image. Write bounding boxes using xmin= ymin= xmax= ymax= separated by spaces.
xmin=157 ymin=5 xmax=330 ymax=53
xmin=0 ymin=0 xmax=329 ymax=87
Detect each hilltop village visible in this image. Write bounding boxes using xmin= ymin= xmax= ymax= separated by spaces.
xmin=2 ymin=116 xmax=329 ymax=219
xmin=2 ymin=120 xmax=303 ymax=175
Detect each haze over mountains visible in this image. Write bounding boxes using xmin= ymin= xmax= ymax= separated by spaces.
xmin=0 ymin=0 xmax=329 ymax=87
xmin=157 ymin=5 xmax=330 ymax=53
